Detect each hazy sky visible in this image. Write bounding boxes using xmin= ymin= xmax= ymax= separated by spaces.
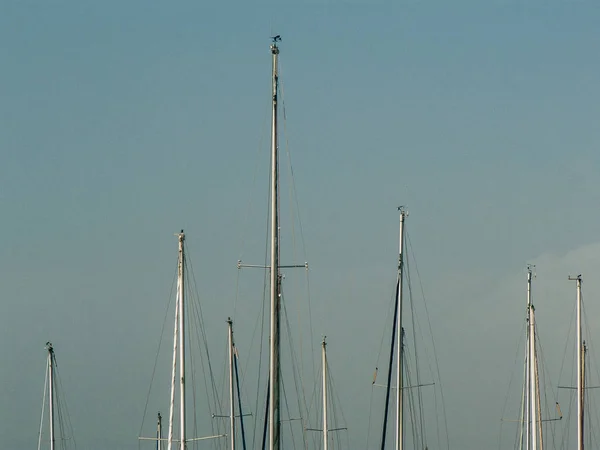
xmin=1 ymin=0 xmax=600 ymax=449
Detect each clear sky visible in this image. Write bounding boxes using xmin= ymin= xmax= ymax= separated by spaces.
xmin=1 ymin=0 xmax=600 ymax=449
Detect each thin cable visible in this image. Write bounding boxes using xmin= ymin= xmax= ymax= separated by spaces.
xmin=234 ymin=96 xmax=271 ymax=323
xmin=37 ymin=360 xmax=49 ymax=450
xmin=138 ymin=263 xmax=178 ymax=437
xmin=406 ymin=232 xmax=450 ymax=450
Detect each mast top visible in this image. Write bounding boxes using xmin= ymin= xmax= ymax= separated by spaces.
xmin=45 ymin=342 xmax=53 ymax=352
xmin=569 ymin=274 xmax=582 ymax=281
xmin=271 ymin=35 xmax=281 ymax=53
xmin=397 ymin=206 xmax=408 ymax=217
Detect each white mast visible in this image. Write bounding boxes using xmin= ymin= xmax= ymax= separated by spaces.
xmin=582 ymin=341 xmax=587 ymax=447
xmin=167 ymin=291 xmax=179 ymax=450
xmin=168 ymin=232 xmax=186 ymax=450
xmin=525 ymin=266 xmax=533 ymax=450
xmin=46 ymin=342 xmax=55 ymax=450
xmin=177 ymin=231 xmax=186 ymax=450
xmin=322 ymin=337 xmax=329 ymax=450
xmin=269 ymin=35 xmax=281 ymax=450
xmin=569 ymin=275 xmax=583 ymax=450
xmin=228 ymin=318 xmax=236 ymax=450
xmin=395 ymin=208 xmax=407 ymax=450
xmin=529 ymin=301 xmax=538 ymax=450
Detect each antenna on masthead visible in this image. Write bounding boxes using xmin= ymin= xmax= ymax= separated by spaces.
xmin=271 ymin=35 xmax=281 ymax=43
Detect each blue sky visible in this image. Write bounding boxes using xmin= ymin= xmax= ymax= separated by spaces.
xmin=1 ymin=0 xmax=600 ymax=449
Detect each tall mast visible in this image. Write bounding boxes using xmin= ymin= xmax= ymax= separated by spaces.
xmin=177 ymin=231 xmax=186 ymax=450
xmin=529 ymin=302 xmax=538 ymax=450
xmin=395 ymin=208 xmax=407 ymax=450
xmin=525 ymin=266 xmax=533 ymax=450
xmin=228 ymin=318 xmax=236 ymax=450
xmin=269 ymin=34 xmax=281 ymax=450
xmin=582 ymin=341 xmax=587 ymax=448
xmin=157 ymin=412 xmax=163 ymax=450
xmin=569 ymin=275 xmax=583 ymax=450
xmin=322 ymin=337 xmax=329 ymax=450
xmin=46 ymin=342 xmax=55 ymax=450
xmin=167 ymin=288 xmax=179 ymax=450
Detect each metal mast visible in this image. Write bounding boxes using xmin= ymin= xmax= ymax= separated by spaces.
xmin=46 ymin=342 xmax=55 ymax=450
xmin=177 ymin=231 xmax=186 ymax=450
xmin=322 ymin=337 xmax=329 ymax=450
xmin=525 ymin=266 xmax=533 ymax=450
xmin=228 ymin=318 xmax=236 ymax=450
xmin=269 ymin=34 xmax=281 ymax=450
xmin=395 ymin=208 xmax=407 ymax=450
xmin=529 ymin=301 xmax=538 ymax=450
xmin=569 ymin=275 xmax=583 ymax=450
xmin=157 ymin=412 xmax=163 ymax=450
xmin=582 ymin=341 xmax=587 ymax=449
xmin=167 ymin=284 xmax=179 ymax=450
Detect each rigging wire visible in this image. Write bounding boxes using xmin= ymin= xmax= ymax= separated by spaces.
xmin=366 ymin=285 xmax=397 ymax=450
xmin=328 ymin=361 xmax=350 ymax=450
xmin=185 ymin=247 xmax=226 ymax=445
xmin=282 ymin=286 xmax=309 ymax=449
xmin=185 ymin=294 xmax=201 ymax=450
xmin=498 ymin=292 xmax=528 ymax=450
xmin=582 ymin=297 xmax=600 ymax=450
xmin=249 ymin=158 xmax=272 ymax=450
xmin=406 ymin=232 xmax=450 ymax=450
xmin=404 ymin=253 xmax=427 ymax=450
xmin=51 ymin=350 xmax=77 ymax=450
xmin=138 ymin=262 xmax=177 ymax=438
xmin=534 ymin=320 xmax=561 ymax=448
xmin=280 ymin=65 xmax=317 ymax=415
xmin=37 ymin=358 xmax=49 ymax=450
xmin=556 ymin=292 xmax=577 ymax=450
xmin=233 ymin=95 xmax=271 ymax=324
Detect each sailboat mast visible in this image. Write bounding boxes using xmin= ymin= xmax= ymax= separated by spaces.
xmin=167 ymin=289 xmax=179 ymax=450
xmin=322 ymin=337 xmax=329 ymax=450
xmin=529 ymin=303 xmax=538 ymax=450
xmin=157 ymin=412 xmax=163 ymax=450
xmin=177 ymin=231 xmax=186 ymax=450
xmin=228 ymin=318 xmax=236 ymax=450
xmin=525 ymin=267 xmax=532 ymax=450
xmin=269 ymin=35 xmax=281 ymax=450
xmin=569 ymin=275 xmax=583 ymax=450
xmin=582 ymin=341 xmax=587 ymax=449
xmin=395 ymin=208 xmax=407 ymax=450
xmin=577 ymin=277 xmax=582 ymax=450
xmin=47 ymin=342 xmax=55 ymax=450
